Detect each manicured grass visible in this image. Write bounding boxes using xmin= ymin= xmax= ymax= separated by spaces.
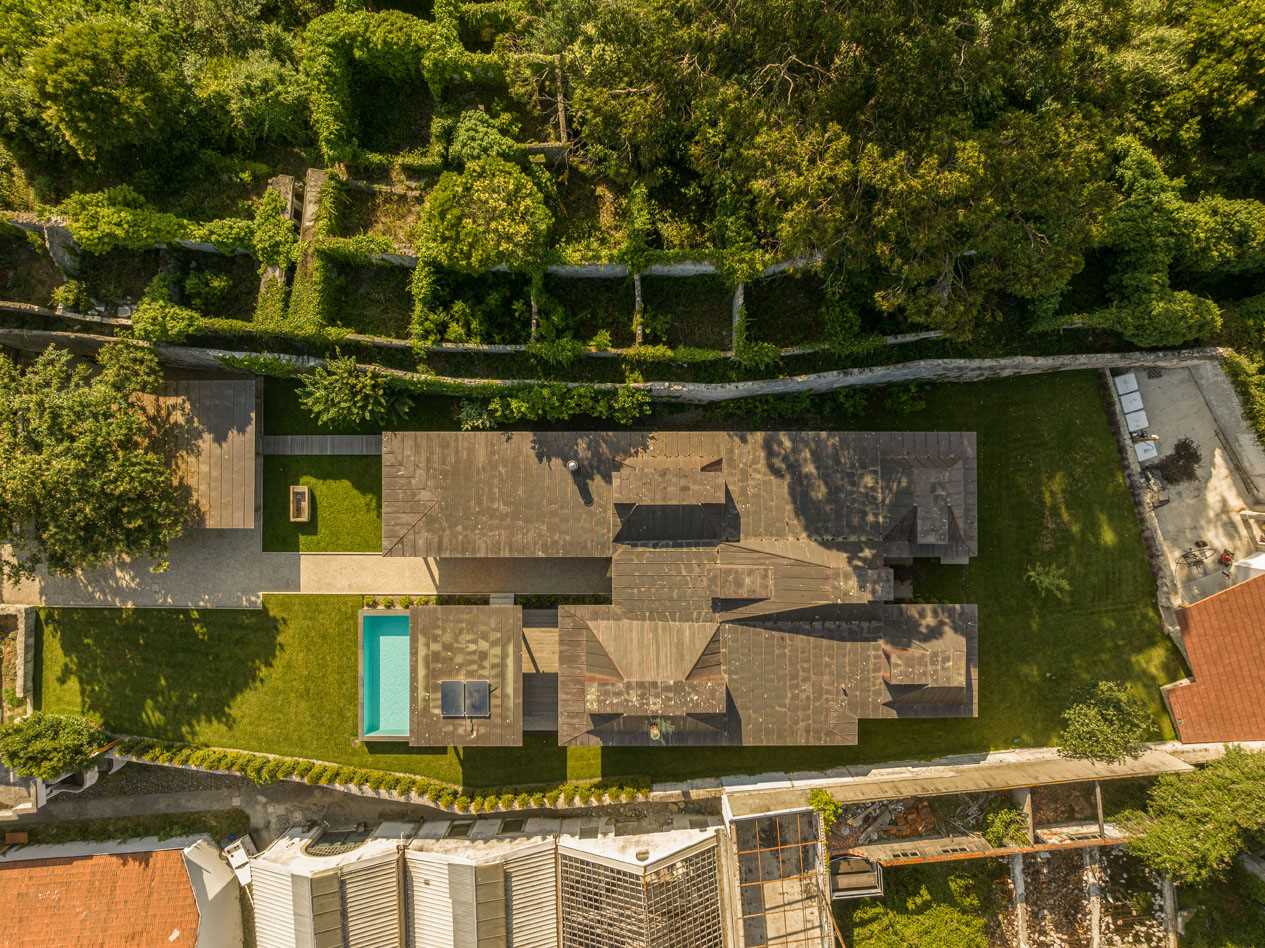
xmin=262 ymin=456 xmax=382 ymax=553
xmin=40 ymin=373 xmax=1186 ymax=789
xmin=837 ymin=862 xmax=1010 ymax=947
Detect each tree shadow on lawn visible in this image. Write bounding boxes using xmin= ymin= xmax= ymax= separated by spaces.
xmin=42 ymin=608 xmax=283 ymax=741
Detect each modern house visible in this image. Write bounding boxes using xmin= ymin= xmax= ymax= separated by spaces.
xmin=367 ymin=431 xmax=980 ymax=749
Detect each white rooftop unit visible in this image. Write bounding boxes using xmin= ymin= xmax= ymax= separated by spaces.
xmin=1234 ymin=552 xmax=1265 ymax=583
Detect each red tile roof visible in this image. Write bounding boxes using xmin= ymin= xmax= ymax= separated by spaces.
xmin=1166 ymin=574 xmax=1265 ymax=742
xmin=0 ymin=848 xmax=199 ymax=947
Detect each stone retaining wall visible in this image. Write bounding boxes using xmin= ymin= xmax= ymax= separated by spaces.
xmin=0 ymin=328 xmax=1225 ymax=405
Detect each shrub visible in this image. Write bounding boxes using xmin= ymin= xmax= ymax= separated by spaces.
xmin=50 ymin=280 xmax=90 ymax=312
xmin=469 ymin=797 xmax=484 ymax=813
xmin=60 ymin=186 xmax=185 ymax=254
xmin=414 ymin=156 xmax=553 ymax=272
xmin=299 ymin=354 xmax=412 ymax=426
xmin=545 ymin=789 xmax=561 ymax=806
xmin=437 ymin=789 xmax=456 ymax=807
xmin=27 ymin=17 xmax=189 ymax=162
xmin=449 ymin=109 xmax=518 ymax=165
xmin=884 ymin=383 xmax=927 ymax=415
xmin=251 ymin=189 xmax=297 ymax=270
xmin=588 ymin=329 xmax=613 ymax=351
xmin=0 ymin=713 xmax=106 ymax=782
xmin=809 ymin=789 xmax=841 ymax=833
xmin=291 ymin=760 xmax=314 ymax=779
xmin=454 ymin=795 xmax=471 ymax=812
xmin=514 ymin=793 xmax=530 ymax=808
xmin=499 ymin=792 xmax=515 ymax=809
xmin=1025 ymin=563 xmax=1071 ymax=600
xmin=983 ymin=806 xmax=1030 ymax=848
xmin=131 ymin=275 xmax=202 ymax=343
xmin=183 ymin=271 xmax=233 ymax=314
xmin=530 ymin=792 xmax=546 ymax=807
xmin=1057 ymin=680 xmax=1155 ymax=764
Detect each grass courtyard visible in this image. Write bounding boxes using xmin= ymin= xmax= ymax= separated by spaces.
xmin=38 ymin=372 xmax=1186 ymax=789
xmin=261 ymin=456 xmax=382 ymax=553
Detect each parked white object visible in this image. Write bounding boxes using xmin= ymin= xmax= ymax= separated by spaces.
xmin=1125 ymin=409 xmax=1150 ymax=433
xmin=1234 ymin=552 xmax=1265 ymax=583
xmin=1114 ymin=372 xmax=1139 ymax=396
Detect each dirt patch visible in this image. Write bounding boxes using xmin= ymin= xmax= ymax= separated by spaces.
xmin=743 ymin=272 xmax=826 ymax=346
xmin=339 ymin=189 xmax=421 ymax=251
xmin=1025 ymin=850 xmax=1091 ymax=946
xmin=0 ymin=615 xmax=19 ymax=723
xmin=1099 ymin=849 xmax=1167 ymax=947
xmin=640 ymin=274 xmax=734 ymax=349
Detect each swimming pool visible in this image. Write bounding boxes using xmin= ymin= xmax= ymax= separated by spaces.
xmin=360 ymin=612 xmax=411 ymax=739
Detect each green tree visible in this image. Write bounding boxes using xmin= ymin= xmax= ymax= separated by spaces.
xmin=26 ymin=17 xmax=189 ymax=162
xmin=414 ymin=156 xmax=553 ymax=272
xmin=1056 ymin=680 xmax=1155 ymax=765
xmin=0 ymin=343 xmax=189 ymax=581
xmin=298 ymin=354 xmax=411 ymax=427
xmin=0 ymin=712 xmax=106 ymax=782
xmin=1121 ymin=748 xmax=1265 ymax=885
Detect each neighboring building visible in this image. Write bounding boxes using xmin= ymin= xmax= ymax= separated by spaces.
xmin=248 ymin=816 xmax=738 ymax=948
xmin=373 ymin=431 xmax=979 ymax=749
xmin=0 ymin=836 xmax=242 ymax=947
xmin=1164 ymin=569 xmax=1265 ymax=741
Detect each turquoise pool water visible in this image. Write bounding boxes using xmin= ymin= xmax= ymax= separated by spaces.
xmin=362 ymin=613 xmax=410 ymax=737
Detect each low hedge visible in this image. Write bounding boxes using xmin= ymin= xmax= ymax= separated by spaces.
xmin=115 ymin=737 xmax=650 ymax=812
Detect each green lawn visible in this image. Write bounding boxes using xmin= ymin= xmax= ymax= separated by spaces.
xmin=40 ymin=372 xmax=1187 ymax=789
xmin=262 ymin=456 xmax=382 ymax=552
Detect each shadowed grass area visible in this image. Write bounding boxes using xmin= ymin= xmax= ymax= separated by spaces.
xmin=262 ymin=456 xmax=382 ymax=553
xmin=40 ymin=372 xmax=1186 ymax=788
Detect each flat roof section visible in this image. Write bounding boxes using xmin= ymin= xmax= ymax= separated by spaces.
xmin=724 ymin=748 xmax=1194 ymax=819
xmin=146 ymin=378 xmax=257 ymax=530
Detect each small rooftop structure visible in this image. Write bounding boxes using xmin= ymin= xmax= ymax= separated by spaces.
xmin=1164 ymin=573 xmax=1265 ymax=741
xmin=412 ymin=605 xmax=522 ymax=747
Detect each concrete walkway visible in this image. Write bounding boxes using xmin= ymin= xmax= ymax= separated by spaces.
xmin=1 ymin=528 xmax=612 ymax=607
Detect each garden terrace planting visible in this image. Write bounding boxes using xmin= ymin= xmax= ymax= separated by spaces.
xmin=0 ymin=226 xmax=63 ymax=306
xmin=540 ymin=273 xmax=636 ymax=347
xmin=639 ymin=273 xmax=736 ymax=350
xmin=743 ymin=271 xmax=828 ymax=347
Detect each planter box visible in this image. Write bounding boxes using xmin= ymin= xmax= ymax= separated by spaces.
xmin=289 ymin=485 xmax=310 ymax=523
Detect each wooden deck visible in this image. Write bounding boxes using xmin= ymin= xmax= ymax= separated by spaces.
xmin=149 ymin=379 xmax=256 ymax=530
xmin=261 ymin=435 xmax=382 ymax=455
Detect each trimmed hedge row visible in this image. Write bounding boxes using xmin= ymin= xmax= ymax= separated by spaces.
xmin=115 ymin=737 xmax=651 ymax=814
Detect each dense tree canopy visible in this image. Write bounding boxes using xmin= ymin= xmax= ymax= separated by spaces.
xmin=1122 ymin=748 xmax=1265 ymax=885
xmin=26 ymin=18 xmax=189 ymax=162
xmin=0 ymin=343 xmax=188 ymax=581
xmin=1 ymin=0 xmax=1264 ymax=344
xmin=415 ymin=156 xmax=553 ymax=271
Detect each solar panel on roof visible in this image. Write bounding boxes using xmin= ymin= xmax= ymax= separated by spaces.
xmin=465 ymin=681 xmax=491 ymax=717
xmin=440 ymin=680 xmax=465 ymax=717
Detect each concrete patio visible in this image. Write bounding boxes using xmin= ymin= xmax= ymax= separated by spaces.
xmin=1132 ymin=365 xmax=1265 ymax=603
